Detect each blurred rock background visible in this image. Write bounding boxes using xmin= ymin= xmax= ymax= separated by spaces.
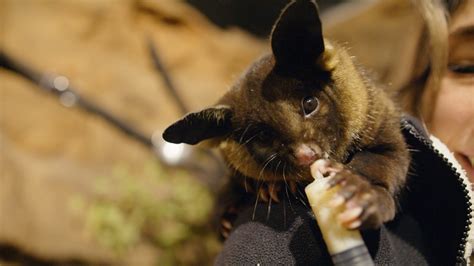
xmin=0 ymin=0 xmax=424 ymax=265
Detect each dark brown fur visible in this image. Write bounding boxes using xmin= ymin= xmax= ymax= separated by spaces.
xmin=163 ymin=0 xmax=410 ymax=230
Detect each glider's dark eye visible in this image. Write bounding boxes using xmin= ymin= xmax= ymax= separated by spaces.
xmin=302 ymin=96 xmax=319 ymax=116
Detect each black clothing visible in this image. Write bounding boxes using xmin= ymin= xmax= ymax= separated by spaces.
xmin=216 ymin=117 xmax=473 ymax=265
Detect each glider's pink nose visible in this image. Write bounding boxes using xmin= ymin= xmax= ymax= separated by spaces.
xmin=295 ymin=144 xmax=318 ymax=166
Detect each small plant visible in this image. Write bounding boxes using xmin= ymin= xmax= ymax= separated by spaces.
xmin=70 ymin=161 xmax=220 ymax=264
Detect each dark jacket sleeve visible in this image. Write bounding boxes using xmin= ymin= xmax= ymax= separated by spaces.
xmin=215 ymin=202 xmax=333 ymax=265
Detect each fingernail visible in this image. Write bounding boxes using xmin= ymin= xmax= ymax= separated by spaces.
xmin=347 ymin=220 xmax=362 ymax=229
xmin=269 ymin=188 xmax=280 ymax=203
xmin=339 ymin=207 xmax=363 ymax=222
xmin=222 ymin=230 xmax=230 ymax=238
xmin=259 ymin=189 xmax=269 ymax=202
xmin=221 ymin=220 xmax=232 ymax=230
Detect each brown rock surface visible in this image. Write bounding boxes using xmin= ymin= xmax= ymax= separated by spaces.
xmin=0 ymin=0 xmax=265 ymax=264
xmin=324 ymin=0 xmax=423 ymax=91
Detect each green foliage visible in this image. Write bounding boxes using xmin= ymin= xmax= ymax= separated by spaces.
xmin=71 ymin=161 xmax=220 ymax=264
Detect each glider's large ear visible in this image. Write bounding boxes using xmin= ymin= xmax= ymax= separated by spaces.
xmin=271 ymin=0 xmax=324 ymax=72
xmin=162 ymin=106 xmax=232 ymax=145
